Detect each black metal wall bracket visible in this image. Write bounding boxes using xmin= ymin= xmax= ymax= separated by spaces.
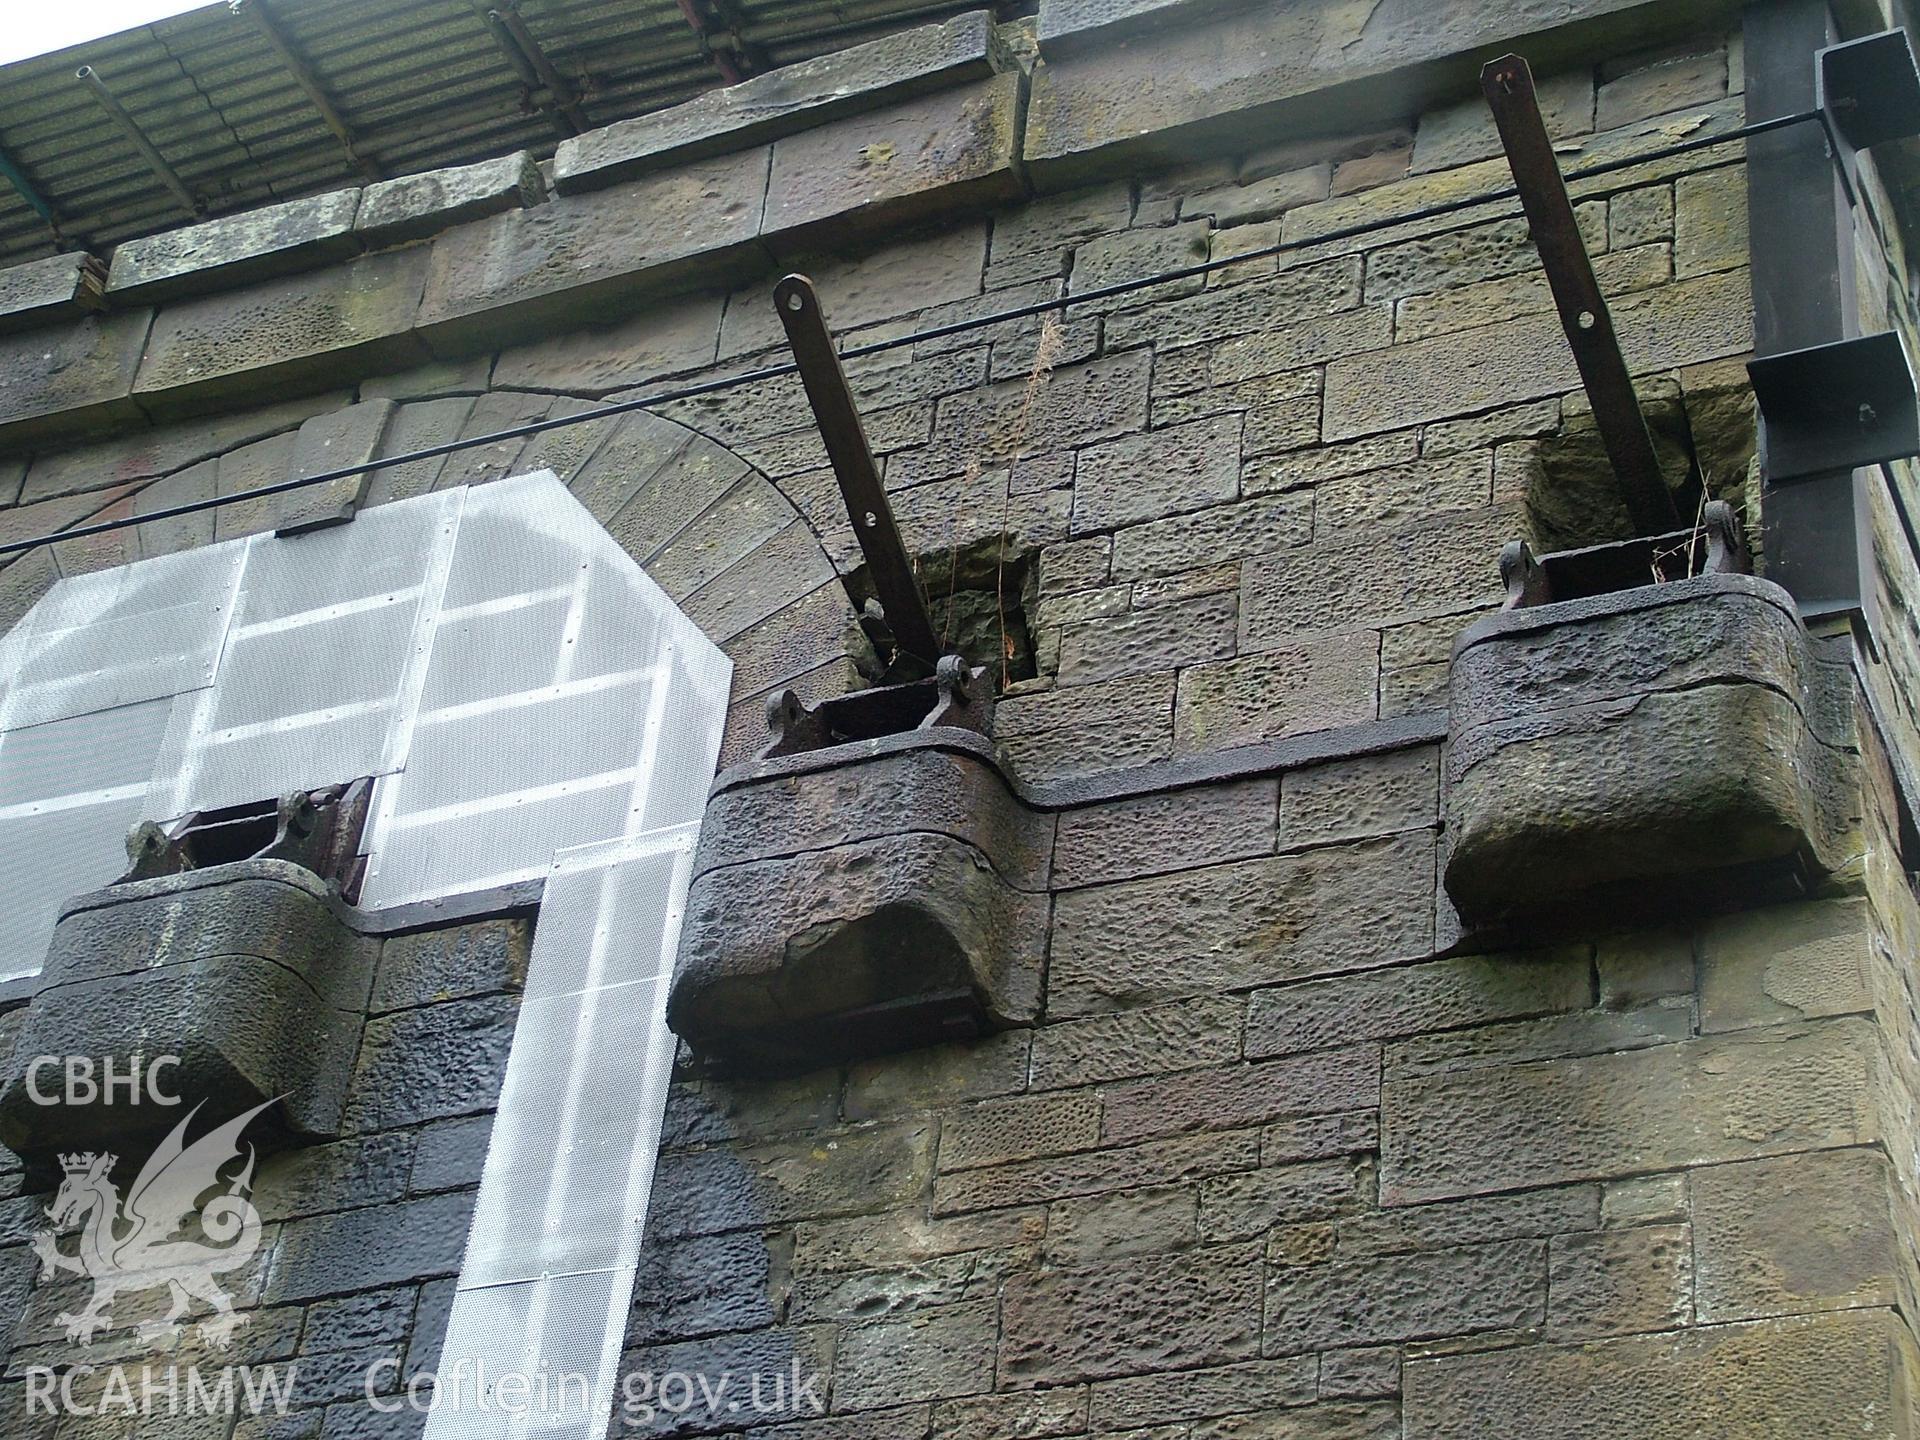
xmin=1748 ymin=331 xmax=1920 ymax=482
xmin=1818 ymin=28 xmax=1920 ymax=197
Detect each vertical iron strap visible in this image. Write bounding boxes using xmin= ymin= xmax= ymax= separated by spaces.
xmin=773 ymin=274 xmax=943 ymax=665
xmin=1482 ymin=53 xmax=1680 ymax=535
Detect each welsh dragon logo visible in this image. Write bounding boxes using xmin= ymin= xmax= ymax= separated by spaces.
xmin=29 ymin=1099 xmax=271 ymax=1348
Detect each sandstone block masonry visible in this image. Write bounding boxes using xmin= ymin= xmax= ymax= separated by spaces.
xmin=1 ymin=2 xmax=1919 ymax=1437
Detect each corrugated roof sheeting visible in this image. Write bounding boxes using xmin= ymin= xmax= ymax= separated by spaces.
xmin=0 ymin=0 xmax=984 ymax=269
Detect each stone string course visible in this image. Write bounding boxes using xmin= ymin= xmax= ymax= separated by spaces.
xmin=2 ymin=3 xmax=1919 ymax=1438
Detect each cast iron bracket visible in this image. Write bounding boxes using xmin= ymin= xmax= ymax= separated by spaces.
xmin=762 ymin=655 xmax=992 ymax=760
xmin=117 ymin=779 xmax=374 ymax=899
xmin=1499 ymin=500 xmax=1750 ymax=609
xmin=1482 ymin=52 xmax=1681 ymax=537
xmin=1748 ymin=331 xmax=1920 ymax=482
xmin=1818 ymin=29 xmax=1920 ymax=186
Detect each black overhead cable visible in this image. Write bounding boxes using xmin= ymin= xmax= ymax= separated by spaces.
xmin=0 ymin=107 xmax=1820 ymax=563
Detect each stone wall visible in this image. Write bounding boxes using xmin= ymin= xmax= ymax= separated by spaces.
xmin=1 ymin=0 xmax=1918 ymax=1436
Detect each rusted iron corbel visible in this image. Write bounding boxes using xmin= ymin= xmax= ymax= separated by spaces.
xmin=1483 ymin=53 xmax=1681 ymax=536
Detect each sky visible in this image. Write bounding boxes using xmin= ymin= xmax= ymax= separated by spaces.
xmin=0 ymin=0 xmax=216 ymax=66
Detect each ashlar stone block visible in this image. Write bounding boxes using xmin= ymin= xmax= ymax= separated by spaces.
xmin=762 ymin=74 xmax=1024 ymax=246
xmin=1404 ymin=1309 xmax=1912 ymax=1440
xmin=107 ymin=189 xmax=363 ymax=306
xmin=1380 ymin=1017 xmax=1882 ymax=1205
xmin=0 ymin=252 xmax=106 ymax=335
xmin=555 ymin=11 xmax=995 ymax=192
xmin=415 ymin=149 xmax=769 ymax=353
xmin=356 ymin=152 xmax=545 ymax=248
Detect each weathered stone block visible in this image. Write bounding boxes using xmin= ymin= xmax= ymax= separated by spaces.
xmin=723 ymin=225 xmax=987 ymax=361
xmin=1412 ymin=68 xmax=1595 ymax=174
xmin=1110 ymin=493 xmax=1311 ymax=580
xmin=1267 ymin=1239 xmax=1545 ymax=1355
xmin=1392 ymin=239 xmax=1669 ymax=345
xmin=1444 ymin=576 xmax=1856 ymax=925
xmin=1209 ymin=305 xmax=1393 ymax=385
xmin=132 ymin=248 xmax=430 ymax=417
xmin=1071 ymin=413 xmax=1241 ymax=533
xmin=1047 ymin=1184 xmax=1198 ymax=1262
xmin=933 ymin=1129 xmax=1259 ymax=1215
xmin=1197 ymin=1158 xmax=1364 ymax=1240
xmin=1380 ymin=1018 xmax=1881 ymax=1205
xmin=1000 ymin=1243 xmax=1262 ymax=1385
xmin=1239 ymin=504 xmax=1518 ymax=647
xmin=1546 ymin=1224 xmax=1692 ymax=1337
xmin=18 ymin=391 xmax=350 ymax=505
xmin=1052 ymin=779 xmax=1274 ymax=889
xmin=1337 ymin=1184 xmax=1600 ymax=1258
xmin=1246 ymin=948 xmax=1589 ymax=1059
xmin=356 ymin=152 xmax=545 ymax=248
xmin=932 ymin=349 xmax=1149 ymax=463
xmin=1384 ymin=1002 xmax=1690 ymax=1078
xmin=762 ymin=75 xmax=1024 ymax=245
xmin=415 ymin=151 xmax=768 ymax=353
xmin=491 ymin=291 xmax=723 ymax=396
xmin=1057 ymin=590 xmax=1236 ymax=686
xmin=941 ymin=1091 xmax=1102 ymax=1170
xmin=556 ymin=12 xmax=995 ymax=192
xmin=1051 ymin=832 xmax=1435 ymax=1014
xmin=793 ymin=1203 xmax=1041 ymax=1275
xmin=835 ymin=1299 xmax=998 ymax=1409
xmin=267 ymin=1190 xmax=472 ymax=1303
xmin=0 ymin=862 xmax=377 ymax=1168
xmin=1172 ymin=636 xmax=1380 ymax=754
xmin=1071 ymin=220 xmax=1210 ymax=298
xmin=1102 ymin=1048 xmax=1381 ymax=1145
xmin=618 ymin=1324 xmax=834 ymax=1434
xmin=1692 ymin=1147 xmax=1899 ymax=1322
xmin=0 ymin=308 xmax=151 ymax=444
xmin=0 ymin=252 xmax=105 ymax=334
xmin=1278 ymin=745 xmax=1439 ymax=848
xmin=843 ymin=1030 xmax=1028 ymax=1122
xmin=1609 ymin=184 xmax=1673 ymax=249
xmin=1089 ymin=1355 xmax=1317 ymax=1429
xmin=371 ymin=921 xmax=531 ymax=1014
xmin=1404 ymin=1309 xmax=1910 ymax=1439
xmin=1596 ymin=39 xmax=1728 ymax=130
xmin=1108 ymin=255 xmax=1361 ymax=351
xmin=253 ymin=1132 xmax=413 ymax=1223
xmin=1697 ymin=898 xmax=1870 ymax=1033
xmin=107 ymin=190 xmax=363 ymax=306
xmin=1673 ymin=165 xmax=1747 ymax=277
xmin=1314 ymin=450 xmax=1494 ymax=535
xmin=651 ymin=1121 xmax=934 ymax=1242
xmin=673 ymin=734 xmax=1047 ymax=1070
xmin=1186 ymin=165 xmax=1331 ymax=225
xmin=344 ymin=994 xmax=517 ymax=1133
xmin=1322 ymin=268 xmax=1751 ymax=439
xmin=1030 ymin=995 xmax=1245 ymax=1090
xmin=1025 ymin=0 xmax=1675 ymax=183
xmin=937 ymin=1387 xmax=1087 ymax=1439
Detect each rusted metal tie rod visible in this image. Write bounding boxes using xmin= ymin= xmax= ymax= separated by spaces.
xmin=774 ymin=273 xmax=943 ymax=667
xmin=1483 ymin=53 xmax=1681 ymax=535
